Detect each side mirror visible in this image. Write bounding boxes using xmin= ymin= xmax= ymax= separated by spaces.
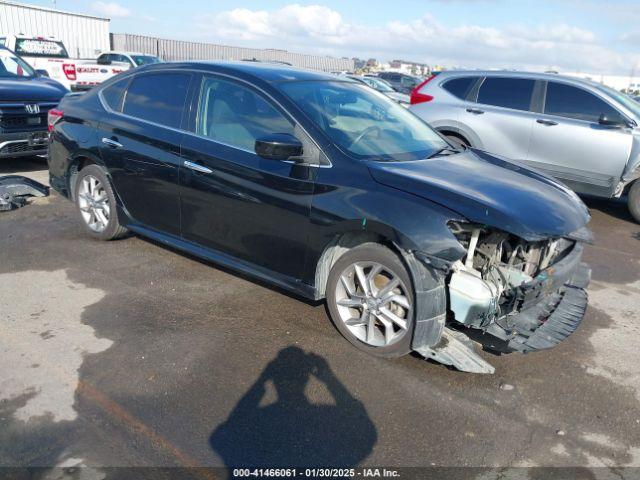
xmin=598 ymin=113 xmax=626 ymax=128
xmin=255 ymin=133 xmax=303 ymax=161
xmin=36 ymin=69 xmax=49 ymax=77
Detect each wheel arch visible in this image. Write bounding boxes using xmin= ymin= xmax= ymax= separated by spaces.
xmin=439 ymin=130 xmax=470 ymax=147
xmin=434 ymin=123 xmax=482 ymax=149
xmin=314 ymin=226 xmax=452 ymax=351
xmin=67 ymin=150 xmax=106 ymax=201
xmin=313 ymin=228 xmax=410 ymax=301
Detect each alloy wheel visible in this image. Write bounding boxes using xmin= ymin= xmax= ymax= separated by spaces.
xmin=334 ymin=261 xmax=412 ymax=347
xmin=78 ymin=175 xmax=110 ymax=233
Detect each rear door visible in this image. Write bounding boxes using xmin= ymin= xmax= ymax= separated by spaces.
xmin=179 ymin=74 xmax=317 ymax=280
xmin=526 ymin=81 xmax=633 ymax=196
xmin=97 ymin=71 xmax=192 ymax=235
xmin=460 ymin=76 xmax=537 ymax=161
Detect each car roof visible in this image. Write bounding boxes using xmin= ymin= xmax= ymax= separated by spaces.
xmin=434 ymin=70 xmax=609 ymax=88
xmin=133 ymin=60 xmax=346 ymax=84
xmin=104 ymin=51 xmax=146 ymax=56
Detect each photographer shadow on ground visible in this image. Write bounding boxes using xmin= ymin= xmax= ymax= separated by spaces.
xmin=210 ymin=346 xmax=377 ymax=469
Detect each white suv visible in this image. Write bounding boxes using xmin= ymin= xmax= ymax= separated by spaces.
xmin=410 ymin=71 xmax=640 ymax=222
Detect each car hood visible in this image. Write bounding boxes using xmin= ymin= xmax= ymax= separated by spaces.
xmin=368 ymin=148 xmax=590 ymax=241
xmin=0 ymin=77 xmax=68 ymax=102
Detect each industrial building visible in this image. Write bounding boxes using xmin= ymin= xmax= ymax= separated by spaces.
xmin=0 ymin=0 xmax=110 ymax=58
xmin=0 ymin=1 xmax=355 ymax=71
xmin=110 ymin=33 xmax=355 ymax=72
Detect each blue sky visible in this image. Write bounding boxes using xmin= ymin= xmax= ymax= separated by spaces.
xmin=24 ymin=0 xmax=640 ymax=74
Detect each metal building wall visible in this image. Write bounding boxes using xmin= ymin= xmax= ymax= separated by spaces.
xmin=111 ymin=33 xmax=355 ymax=72
xmin=0 ymin=1 xmax=110 ymax=58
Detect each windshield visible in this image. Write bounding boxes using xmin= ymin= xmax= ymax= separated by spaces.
xmin=280 ymin=80 xmax=448 ymax=161
xmin=594 ymin=83 xmax=640 ymax=121
xmin=361 ymin=77 xmax=394 ymax=92
xmin=14 ymin=38 xmax=68 ymax=58
xmin=0 ymin=49 xmax=36 ymax=78
xmin=131 ymin=55 xmax=161 ymax=66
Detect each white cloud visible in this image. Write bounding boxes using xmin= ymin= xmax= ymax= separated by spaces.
xmin=196 ymin=3 xmax=640 ymax=75
xmin=91 ymin=1 xmax=131 ymax=18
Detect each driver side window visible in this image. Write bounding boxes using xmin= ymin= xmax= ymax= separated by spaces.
xmin=196 ymin=76 xmax=296 ymax=152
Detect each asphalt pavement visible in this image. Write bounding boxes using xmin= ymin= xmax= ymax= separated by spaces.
xmin=1 ymin=157 xmax=640 ymax=478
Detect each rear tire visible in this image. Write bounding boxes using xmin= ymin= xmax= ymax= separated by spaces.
xmin=628 ymin=181 xmax=640 ymax=224
xmin=74 ymin=164 xmax=128 ymax=241
xmin=326 ymin=243 xmax=414 ymax=358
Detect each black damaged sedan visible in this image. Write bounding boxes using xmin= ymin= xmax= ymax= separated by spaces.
xmin=47 ymin=62 xmax=591 ymax=373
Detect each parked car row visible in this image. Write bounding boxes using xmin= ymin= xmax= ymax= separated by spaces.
xmin=46 ymin=62 xmax=592 ymax=373
xmin=0 ymin=34 xmax=161 ymax=91
xmin=377 ymin=71 xmax=424 ymax=94
xmin=409 ymin=71 xmax=640 ymax=222
xmin=344 ymin=75 xmax=410 ymax=105
xmin=0 ymin=40 xmax=161 ymax=159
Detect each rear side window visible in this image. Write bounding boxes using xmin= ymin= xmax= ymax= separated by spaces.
xmin=545 ymin=82 xmax=621 ymax=123
xmin=123 ymin=73 xmax=190 ymax=129
xmin=196 ymin=76 xmax=294 ymax=151
xmin=101 ymin=78 xmax=129 ymax=112
xmin=477 ymin=77 xmax=535 ymax=111
xmin=442 ymin=77 xmax=477 ymax=99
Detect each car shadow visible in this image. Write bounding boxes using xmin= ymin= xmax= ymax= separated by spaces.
xmin=209 ymin=346 xmax=377 ymax=470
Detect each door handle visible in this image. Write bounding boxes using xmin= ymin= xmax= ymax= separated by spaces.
xmin=183 ymin=160 xmax=213 ymax=174
xmin=101 ymin=137 xmax=123 ymax=148
xmin=536 ymin=119 xmax=558 ymax=126
xmin=466 ymin=108 xmax=485 ymax=115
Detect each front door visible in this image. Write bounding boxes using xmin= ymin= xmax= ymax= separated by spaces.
xmin=97 ymin=71 xmax=192 ymax=235
xmin=179 ymin=74 xmax=316 ymax=280
xmin=526 ymin=81 xmax=633 ymax=197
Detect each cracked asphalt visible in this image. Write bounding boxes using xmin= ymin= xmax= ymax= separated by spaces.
xmin=1 ymin=157 xmax=640 ymax=477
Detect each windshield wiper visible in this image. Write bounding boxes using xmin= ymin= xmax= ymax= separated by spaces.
xmin=426 ymin=146 xmax=461 ymax=159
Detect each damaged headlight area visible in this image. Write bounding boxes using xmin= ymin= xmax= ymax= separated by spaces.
xmin=445 ymin=221 xmax=591 ymax=354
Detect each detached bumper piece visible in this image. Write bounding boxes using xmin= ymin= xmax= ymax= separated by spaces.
xmin=415 ymin=328 xmax=495 ymax=374
xmin=507 ymin=263 xmax=590 ymax=353
xmin=0 ymin=175 xmax=49 ymax=211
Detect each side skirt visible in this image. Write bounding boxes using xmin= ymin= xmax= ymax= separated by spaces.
xmin=127 ymin=224 xmax=317 ymax=301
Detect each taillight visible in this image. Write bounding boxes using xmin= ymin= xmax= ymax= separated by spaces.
xmin=48 ymin=109 xmax=63 ymax=132
xmin=410 ymin=75 xmax=437 ymax=105
xmin=62 ymin=63 xmax=76 ymax=80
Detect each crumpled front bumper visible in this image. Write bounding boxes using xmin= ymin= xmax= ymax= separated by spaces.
xmin=484 ymin=239 xmax=592 ymax=353
xmin=507 ymin=262 xmax=590 ymax=352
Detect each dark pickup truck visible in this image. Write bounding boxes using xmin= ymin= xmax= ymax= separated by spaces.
xmin=0 ymin=46 xmax=67 ymax=158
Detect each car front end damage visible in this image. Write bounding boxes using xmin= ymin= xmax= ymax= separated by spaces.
xmin=409 ymin=223 xmax=591 ymax=374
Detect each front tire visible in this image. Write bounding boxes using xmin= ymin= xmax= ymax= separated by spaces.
xmin=75 ymin=164 xmax=128 ymax=241
xmin=326 ymin=243 xmax=414 ymax=358
xmin=628 ymin=181 xmax=640 ymax=224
